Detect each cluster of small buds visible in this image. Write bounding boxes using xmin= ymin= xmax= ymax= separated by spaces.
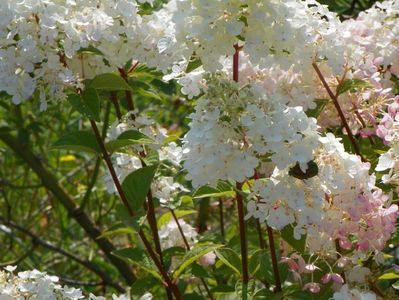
xmin=281 ymin=253 xmax=380 ymax=299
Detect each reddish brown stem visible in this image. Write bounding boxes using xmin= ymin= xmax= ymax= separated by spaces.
xmin=233 ymin=44 xmax=241 ymax=82
xmin=233 ymin=44 xmax=249 ymax=285
xmin=312 ymin=63 xmax=363 ymax=159
xmin=266 ymin=226 xmax=282 ymax=292
xmin=110 ymin=92 xmax=122 ymax=120
xmin=171 ymin=209 xmax=191 ymax=250
xmin=354 ymin=109 xmax=375 ymax=145
xmin=170 ymin=209 xmax=214 ymax=300
xmin=146 ymin=190 xmax=165 ymax=266
xmin=118 ymin=68 xmax=135 ymax=111
xmin=236 ymin=183 xmax=249 ymax=284
xmin=89 ymin=120 xmax=181 ymax=300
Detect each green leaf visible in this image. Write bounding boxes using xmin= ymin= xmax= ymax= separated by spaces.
xmin=122 ymin=165 xmax=158 ymax=211
xmin=249 ymin=249 xmax=263 ymax=276
xmin=131 ymin=277 xmax=159 ymax=297
xmin=115 ymin=204 xmax=147 ymax=231
xmin=97 ymin=226 xmax=135 ymax=239
xmin=112 ymin=247 xmax=162 ymax=280
xmin=157 ymin=210 xmax=196 ymax=229
xmin=337 ymin=79 xmax=371 ymax=95
xmin=172 ymin=244 xmax=223 ymax=279
xmin=51 ymin=131 xmax=100 ymax=154
xmin=142 ymin=148 xmax=159 ymax=166
xmin=210 ymin=285 xmax=235 ymax=294
xmin=68 ymin=89 xmax=101 ymax=121
xmin=215 ymin=248 xmax=242 ymax=275
xmin=136 ymin=88 xmax=162 ymax=100
xmin=378 ymin=272 xmax=399 ymax=280
xmin=89 ymin=73 xmax=132 ymax=91
xmin=193 ymin=184 xmax=235 ymax=199
xmin=281 ymin=225 xmax=306 ymax=254
xmin=0 ymin=126 xmax=12 ymax=135
xmin=190 ymin=263 xmax=209 ymax=278
xmin=162 ymin=246 xmax=186 ymax=270
xmin=105 ymin=130 xmax=156 ymax=153
xmin=186 ymin=57 xmax=202 ymax=73
xmin=77 ymin=46 xmax=103 ymax=56
xmin=305 ymin=99 xmax=329 ymax=118
xmin=393 ymin=280 xmax=399 ymax=289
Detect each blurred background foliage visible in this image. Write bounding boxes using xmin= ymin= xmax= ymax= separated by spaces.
xmin=0 ymin=0 xmax=396 ymax=297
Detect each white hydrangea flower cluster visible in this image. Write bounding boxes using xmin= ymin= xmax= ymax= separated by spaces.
xmin=0 ymin=266 xmax=82 ymax=300
xmin=0 ymin=0 xmax=182 ymax=109
xmin=151 ymin=177 xmax=188 ymax=206
xmin=167 ymin=0 xmax=346 ymax=74
xmin=247 ymin=133 xmax=398 ymax=255
xmin=103 ymin=111 xmax=184 ymax=196
xmin=182 ymin=73 xmax=319 ymax=187
xmin=158 ymin=218 xmax=198 ymax=249
xmin=375 ymin=96 xmax=399 ymax=189
xmin=313 ymin=1 xmax=399 ymax=136
xmin=0 ymin=266 xmax=140 ymax=300
xmin=332 ymin=284 xmax=376 ymax=300
xmin=341 ymin=1 xmax=399 ymax=76
xmin=158 ymin=219 xmax=216 ymax=269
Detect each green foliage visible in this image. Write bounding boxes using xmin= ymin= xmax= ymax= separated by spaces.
xmin=379 ymin=272 xmax=399 ymax=280
xmin=193 ymin=182 xmax=236 ymax=199
xmin=52 ymin=131 xmax=101 ymax=154
xmin=105 ymin=130 xmax=155 ymax=153
xmin=68 ymin=89 xmax=101 ymax=121
xmin=337 ymin=79 xmax=371 ymax=96
xmin=115 ymin=204 xmax=147 ymax=231
xmin=172 ymin=243 xmax=223 ymax=279
xmin=112 ymin=247 xmax=162 ymax=281
xmin=305 ymin=99 xmax=329 ymax=118
xmin=122 ymin=165 xmax=158 ymax=211
xmin=89 ymin=73 xmax=132 ymax=91
xmin=215 ymin=248 xmax=242 ymax=275
xmin=280 ymin=226 xmax=307 ymax=254
xmin=157 ymin=210 xmax=196 ymax=229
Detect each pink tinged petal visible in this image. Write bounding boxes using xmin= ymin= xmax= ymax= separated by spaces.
xmin=281 ymin=257 xmax=300 ymax=272
xmin=373 ymin=57 xmax=384 ymax=65
xmin=382 ymin=204 xmax=398 ymax=217
xmin=339 ymin=238 xmax=352 ymax=250
xmin=291 ymin=270 xmax=302 ymax=282
xmin=303 ymin=282 xmax=321 ymax=294
xmin=296 ymin=255 xmax=306 ymax=273
xmin=331 ymin=273 xmax=344 ymax=284
xmin=321 ymin=273 xmax=332 ymax=284
xmin=303 ymin=264 xmax=319 ymax=273
xmin=337 ymin=257 xmax=349 ymax=268
xmin=356 ymin=240 xmax=370 ymax=251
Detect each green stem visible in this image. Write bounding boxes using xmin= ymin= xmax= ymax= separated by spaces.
xmin=218 ymin=198 xmax=225 ymax=242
